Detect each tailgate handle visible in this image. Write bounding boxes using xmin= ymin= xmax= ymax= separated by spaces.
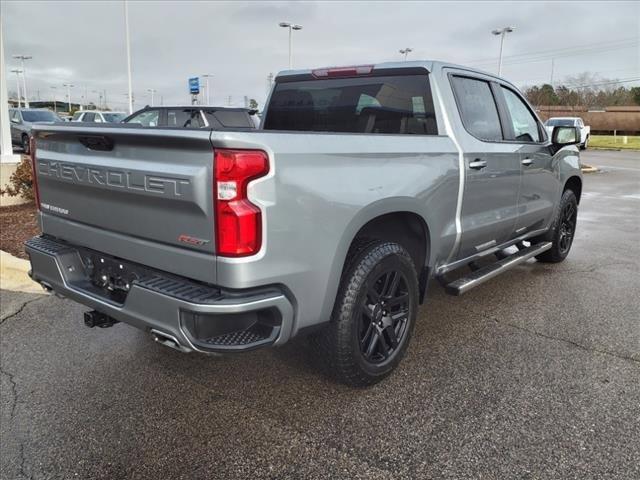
xmin=78 ymin=136 xmax=114 ymax=151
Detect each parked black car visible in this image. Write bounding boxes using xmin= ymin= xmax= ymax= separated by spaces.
xmin=122 ymin=106 xmax=258 ymax=130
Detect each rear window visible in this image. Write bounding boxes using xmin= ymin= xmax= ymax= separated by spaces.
xmin=545 ymin=119 xmax=575 ymax=127
xmin=263 ymin=74 xmax=437 ymax=135
xmin=21 ymin=110 xmax=61 ymax=122
xmin=204 ymin=110 xmax=255 ymax=129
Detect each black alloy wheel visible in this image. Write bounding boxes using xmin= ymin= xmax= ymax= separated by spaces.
xmin=359 ymin=269 xmax=410 ymax=365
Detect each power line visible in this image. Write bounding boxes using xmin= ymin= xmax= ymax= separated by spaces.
xmin=464 ymin=37 xmax=638 ymax=67
xmin=561 ymin=77 xmax=640 ymax=89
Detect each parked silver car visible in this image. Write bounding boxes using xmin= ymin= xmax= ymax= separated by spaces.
xmin=9 ymin=108 xmax=62 ymax=154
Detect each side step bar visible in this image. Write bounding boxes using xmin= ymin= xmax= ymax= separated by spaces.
xmin=444 ymin=242 xmax=552 ymax=296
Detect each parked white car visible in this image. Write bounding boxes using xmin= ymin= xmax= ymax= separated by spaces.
xmin=71 ymin=110 xmax=127 ymax=123
xmin=545 ymin=117 xmax=590 ymax=149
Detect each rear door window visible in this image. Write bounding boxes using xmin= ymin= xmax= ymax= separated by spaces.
xmin=451 ymin=76 xmax=503 ymax=141
xmin=500 ymin=86 xmax=541 ymax=142
xmin=166 ymin=109 xmax=204 ymax=128
xmin=264 ymin=74 xmax=437 ymax=134
xmin=83 ymin=112 xmax=95 ymax=122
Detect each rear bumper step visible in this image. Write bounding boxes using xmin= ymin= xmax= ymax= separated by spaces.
xmin=25 ymin=236 xmax=295 ymax=353
xmin=443 ymin=242 xmax=552 ymax=296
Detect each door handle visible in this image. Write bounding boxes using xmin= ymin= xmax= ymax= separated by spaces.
xmin=469 ymin=159 xmax=487 ymax=170
xmin=521 ymin=158 xmax=533 ymax=166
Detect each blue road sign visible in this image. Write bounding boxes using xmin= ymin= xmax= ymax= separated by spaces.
xmin=189 ymin=77 xmax=200 ymax=94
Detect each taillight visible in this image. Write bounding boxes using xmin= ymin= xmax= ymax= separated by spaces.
xmin=30 ymin=137 xmax=41 ymax=210
xmin=214 ymin=149 xmax=269 ymax=257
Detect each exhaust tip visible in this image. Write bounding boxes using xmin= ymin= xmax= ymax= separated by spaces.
xmin=150 ymin=329 xmax=191 ymax=353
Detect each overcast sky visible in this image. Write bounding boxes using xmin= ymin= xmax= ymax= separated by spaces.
xmin=2 ymin=0 xmax=639 ymax=111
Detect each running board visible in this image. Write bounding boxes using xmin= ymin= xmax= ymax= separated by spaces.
xmin=444 ymin=242 xmax=552 ymax=296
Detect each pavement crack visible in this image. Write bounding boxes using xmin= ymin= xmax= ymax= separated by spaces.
xmin=0 ymin=296 xmax=48 ymax=325
xmin=0 ymin=363 xmax=19 ymax=419
xmin=487 ymin=316 xmax=639 ymax=364
xmin=18 ymin=441 xmax=31 ymax=480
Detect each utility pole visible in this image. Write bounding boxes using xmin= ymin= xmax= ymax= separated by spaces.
xmin=202 ymin=74 xmax=213 ymax=105
xmin=491 ymin=27 xmax=514 ymax=76
xmin=399 ymin=48 xmax=413 ymax=61
xmin=63 ymin=83 xmax=74 ymax=112
xmin=12 ymin=55 xmax=31 ymax=107
xmin=124 ymin=0 xmax=133 ymax=114
xmin=279 ymin=22 xmax=303 ymax=69
xmin=11 ymin=69 xmax=22 ymax=107
xmin=550 ymin=58 xmax=555 ymax=87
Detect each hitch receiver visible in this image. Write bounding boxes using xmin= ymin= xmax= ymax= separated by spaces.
xmin=84 ymin=310 xmax=119 ymax=328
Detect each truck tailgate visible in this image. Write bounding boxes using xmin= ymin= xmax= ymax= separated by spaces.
xmin=33 ymin=125 xmax=217 ymax=282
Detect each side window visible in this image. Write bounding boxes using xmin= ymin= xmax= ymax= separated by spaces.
xmin=126 ymin=110 xmax=159 ymax=127
xmin=83 ymin=113 xmax=95 ymax=122
xmin=500 ymin=87 xmax=541 ymax=142
xmin=71 ymin=111 xmax=83 ymax=121
xmin=166 ymin=109 xmax=203 ymax=128
xmin=451 ymin=76 xmax=503 ymax=141
xmin=10 ymin=110 xmax=19 ymax=122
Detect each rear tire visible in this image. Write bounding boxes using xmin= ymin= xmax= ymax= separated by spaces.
xmin=534 ymin=189 xmax=578 ymax=263
xmin=312 ymin=240 xmax=419 ymax=387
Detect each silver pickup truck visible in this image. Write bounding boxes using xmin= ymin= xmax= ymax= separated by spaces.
xmin=26 ymin=61 xmax=583 ymax=386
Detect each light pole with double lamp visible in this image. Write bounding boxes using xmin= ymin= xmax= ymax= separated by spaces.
xmin=279 ymin=22 xmax=303 ymax=69
xmin=491 ymin=26 xmax=514 ymax=76
xmin=12 ymin=55 xmax=31 ymax=107
xmin=399 ymin=48 xmax=413 ymax=61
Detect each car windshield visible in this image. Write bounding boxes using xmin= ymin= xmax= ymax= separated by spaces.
xmin=21 ymin=110 xmax=61 ymax=122
xmin=545 ymin=119 xmax=575 ymax=127
xmin=103 ymin=113 xmax=126 ymax=123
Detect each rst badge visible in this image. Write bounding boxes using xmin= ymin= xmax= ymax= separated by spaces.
xmin=178 ymin=234 xmax=210 ymax=246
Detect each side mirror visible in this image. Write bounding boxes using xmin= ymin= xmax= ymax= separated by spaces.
xmin=552 ymin=126 xmax=580 ymax=147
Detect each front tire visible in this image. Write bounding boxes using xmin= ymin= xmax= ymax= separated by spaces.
xmin=21 ymin=134 xmax=30 ymax=154
xmin=313 ymin=240 xmax=419 ymax=387
xmin=580 ymin=136 xmax=589 ymax=150
xmin=534 ymin=189 xmax=578 ymax=263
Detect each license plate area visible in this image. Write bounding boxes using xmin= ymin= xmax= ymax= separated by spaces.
xmin=71 ymin=248 xmax=158 ymax=306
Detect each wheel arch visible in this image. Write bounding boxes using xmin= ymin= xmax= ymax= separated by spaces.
xmin=564 ymin=175 xmax=582 ymax=204
xmin=320 ymin=200 xmax=433 ymax=323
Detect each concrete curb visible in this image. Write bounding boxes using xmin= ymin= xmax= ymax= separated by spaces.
xmin=0 ymin=250 xmax=46 ymax=294
xmin=581 ymin=164 xmax=599 ymax=173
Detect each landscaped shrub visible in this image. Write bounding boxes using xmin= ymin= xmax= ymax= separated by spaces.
xmin=0 ymin=156 xmax=35 ymax=201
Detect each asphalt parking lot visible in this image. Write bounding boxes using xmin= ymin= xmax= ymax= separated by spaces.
xmin=1 ymin=150 xmax=639 ymax=480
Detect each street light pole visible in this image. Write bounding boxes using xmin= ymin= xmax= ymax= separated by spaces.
xmin=491 ymin=26 xmax=514 ymax=76
xmin=124 ymin=0 xmax=133 ymax=114
xmin=202 ymin=74 xmax=213 ymax=105
xmin=11 ymin=69 xmax=22 ymax=107
xmin=147 ymin=88 xmax=156 ymax=106
xmin=279 ymin=22 xmax=303 ymax=69
xmin=12 ymin=55 xmax=31 ymax=107
xmin=50 ymin=86 xmax=57 ymax=112
xmin=63 ymin=83 xmax=74 ymax=112
xmin=399 ymin=48 xmax=413 ymax=61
